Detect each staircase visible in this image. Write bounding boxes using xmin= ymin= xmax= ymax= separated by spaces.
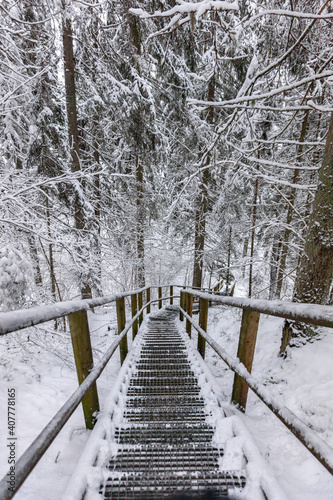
xmin=64 ymin=307 xmax=287 ymax=500
xmin=101 ymin=308 xmax=245 ymax=499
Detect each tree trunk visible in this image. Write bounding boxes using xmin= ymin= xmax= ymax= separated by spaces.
xmin=28 ymin=235 xmax=43 ymax=287
xmin=226 ymin=226 xmax=232 ymax=294
xmin=192 ymin=74 xmax=215 ymax=289
xmin=92 ymin=118 xmax=102 ymax=295
xmin=62 ymin=2 xmax=92 ymax=299
xmin=269 ymin=234 xmax=281 ymax=300
xmin=280 ymin=110 xmax=333 ymax=352
xmin=136 ymin=155 xmax=145 ymax=287
xmin=275 ymin=111 xmax=309 ymax=298
xmin=192 ymin=167 xmax=208 ymax=288
xmin=248 ymin=173 xmax=258 ymax=298
xmin=241 ymin=237 xmax=248 ymax=279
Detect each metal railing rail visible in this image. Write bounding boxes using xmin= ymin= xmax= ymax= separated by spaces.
xmin=0 ymin=292 xmax=180 ymax=500
xmin=0 ymin=285 xmax=183 ymax=336
xmin=183 ymin=289 xmax=333 ymax=328
xmin=179 ymin=289 xmax=333 ymax=477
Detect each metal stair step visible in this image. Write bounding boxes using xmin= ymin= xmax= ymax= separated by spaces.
xmin=115 ymin=425 xmax=214 ymax=444
xmin=103 ymin=471 xmax=246 ymax=499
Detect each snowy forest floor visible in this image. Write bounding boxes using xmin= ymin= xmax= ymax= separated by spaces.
xmin=1 ymin=303 xmax=333 ymax=499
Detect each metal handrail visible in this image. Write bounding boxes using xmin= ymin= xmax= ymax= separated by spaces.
xmin=0 ymin=284 xmax=183 ymax=336
xmin=183 ymin=289 xmax=333 ymax=328
xmin=0 ymin=294 xmax=179 ymax=500
xmin=179 ymin=293 xmax=333 ymax=477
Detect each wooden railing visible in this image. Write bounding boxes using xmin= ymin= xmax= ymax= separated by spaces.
xmin=1 ymin=284 xmax=333 ymax=499
xmin=0 ymin=284 xmax=181 ymax=500
xmin=179 ymin=289 xmax=333 ymax=477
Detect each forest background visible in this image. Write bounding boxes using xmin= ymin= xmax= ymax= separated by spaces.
xmin=1 ymin=0 xmax=333 ymax=351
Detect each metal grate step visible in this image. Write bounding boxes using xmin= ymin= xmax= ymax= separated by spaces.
xmin=127 ymin=387 xmax=200 ymax=396
xmin=103 ymin=471 xmax=246 ymax=499
xmin=129 ymin=377 xmax=197 ymax=386
xmin=108 ymin=445 xmax=222 ymax=473
xmin=125 ymin=395 xmax=206 ymax=408
xmin=124 ymin=408 xmax=207 ymax=423
xmin=115 ymin=425 xmax=214 ymax=445
xmin=135 ymin=362 xmax=193 ymax=370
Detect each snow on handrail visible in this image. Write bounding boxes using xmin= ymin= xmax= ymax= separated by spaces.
xmin=184 ymin=289 xmax=333 ymax=329
xmin=0 ymin=295 xmax=168 ymax=500
xmin=0 ymin=284 xmax=182 ymax=335
xmin=179 ymin=306 xmax=333 ymax=476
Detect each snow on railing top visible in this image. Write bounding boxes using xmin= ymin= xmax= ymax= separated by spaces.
xmin=0 ymin=284 xmax=181 ymax=335
xmin=2 ymin=284 xmax=333 ymax=336
xmin=184 ymin=289 xmax=333 ymax=329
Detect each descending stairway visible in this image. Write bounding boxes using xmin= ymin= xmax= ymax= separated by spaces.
xmin=101 ymin=308 xmax=246 ymax=499
xmin=64 ymin=307 xmax=287 ymax=500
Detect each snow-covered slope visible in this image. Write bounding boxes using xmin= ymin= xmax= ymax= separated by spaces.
xmin=202 ymin=305 xmax=333 ymax=499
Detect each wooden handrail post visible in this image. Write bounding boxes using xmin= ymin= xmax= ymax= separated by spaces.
xmin=116 ymin=297 xmax=128 ymax=365
xmin=198 ymin=297 xmax=209 ymax=359
xmin=170 ymin=285 xmax=173 ymax=305
xmin=179 ymin=291 xmax=184 ymax=321
xmin=131 ymin=294 xmax=138 ymax=340
xmin=138 ymin=291 xmax=143 ymax=325
xmin=231 ymin=309 xmax=260 ymax=411
xmin=185 ymin=293 xmax=193 ymax=338
xmin=146 ymin=287 xmax=151 ymax=314
xmin=68 ymin=310 xmax=100 ymax=429
xmin=158 ymin=286 xmax=162 ymax=309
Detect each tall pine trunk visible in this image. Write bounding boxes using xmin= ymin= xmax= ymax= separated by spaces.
xmin=136 ymin=156 xmax=145 ymax=288
xmin=280 ymin=110 xmax=333 ymax=353
xmin=275 ymin=111 xmax=309 ymax=298
xmin=248 ymin=172 xmax=258 ymax=298
xmin=62 ymin=2 xmax=92 ymax=299
xmin=192 ymin=75 xmax=215 ymax=289
xmin=192 ymin=168 xmax=208 ymax=288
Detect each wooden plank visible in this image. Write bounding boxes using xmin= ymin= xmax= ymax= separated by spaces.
xmin=231 ymin=309 xmax=260 ymax=411
xmin=68 ymin=310 xmax=100 ymax=429
xmin=197 ymin=297 xmax=208 ymax=359
xmin=138 ymin=291 xmax=143 ymax=325
xmin=179 ymin=291 xmax=184 ymax=321
xmin=170 ymin=285 xmax=173 ymax=305
xmin=116 ymin=297 xmax=128 ymax=365
xmin=185 ymin=293 xmax=193 ymax=338
xmin=146 ymin=287 xmax=151 ymax=314
xmin=158 ymin=286 xmax=162 ymax=309
xmin=131 ymin=294 xmax=138 ymax=340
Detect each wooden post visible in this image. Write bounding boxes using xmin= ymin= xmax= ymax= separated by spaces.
xmin=179 ymin=291 xmax=184 ymax=321
xmin=197 ymin=297 xmax=208 ymax=359
xmin=185 ymin=293 xmax=193 ymax=338
xmin=68 ymin=310 xmax=100 ymax=429
xmin=116 ymin=297 xmax=128 ymax=365
xmin=131 ymin=294 xmax=138 ymax=340
xmin=138 ymin=291 xmax=143 ymax=325
xmin=170 ymin=285 xmax=173 ymax=305
xmin=231 ymin=309 xmax=260 ymax=411
xmin=158 ymin=286 xmax=162 ymax=309
xmin=146 ymin=287 xmax=151 ymax=314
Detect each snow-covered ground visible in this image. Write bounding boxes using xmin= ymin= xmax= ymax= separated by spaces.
xmin=201 ymin=305 xmax=333 ymax=499
xmin=0 ymin=306 xmax=122 ymax=499
xmin=0 ymin=301 xmax=333 ymax=499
